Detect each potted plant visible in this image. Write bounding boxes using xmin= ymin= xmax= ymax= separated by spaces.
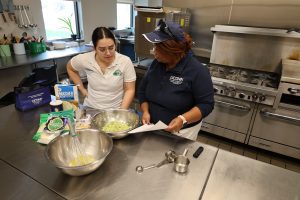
xmin=58 ymin=15 xmax=77 ymax=40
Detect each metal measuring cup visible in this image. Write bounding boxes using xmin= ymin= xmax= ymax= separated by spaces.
xmin=136 ymin=150 xmax=178 ymax=173
xmin=173 ymin=148 xmax=190 ymax=173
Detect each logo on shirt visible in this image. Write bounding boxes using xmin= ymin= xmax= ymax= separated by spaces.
xmin=169 ymin=76 xmax=183 ymax=85
xmin=113 ymin=69 xmax=122 ymax=76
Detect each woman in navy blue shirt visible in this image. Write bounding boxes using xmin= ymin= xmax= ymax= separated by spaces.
xmin=138 ymin=20 xmax=214 ymax=140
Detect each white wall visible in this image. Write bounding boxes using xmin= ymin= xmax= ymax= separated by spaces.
xmin=81 ymin=0 xmax=117 ymax=42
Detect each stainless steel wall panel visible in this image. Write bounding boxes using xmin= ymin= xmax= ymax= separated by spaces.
xmin=210 ymin=31 xmax=300 ymax=72
xmin=162 ymin=0 xmax=300 ymax=57
xmin=229 ymin=5 xmax=300 ymax=28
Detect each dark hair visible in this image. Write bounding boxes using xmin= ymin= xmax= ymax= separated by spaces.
xmin=156 ymin=33 xmax=193 ymax=60
xmin=92 ymin=27 xmax=116 ymax=47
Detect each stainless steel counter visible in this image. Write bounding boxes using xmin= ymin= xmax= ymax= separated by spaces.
xmin=0 ymin=160 xmax=64 ymax=199
xmin=1 ymin=105 xmax=299 ymax=199
xmin=201 ymin=149 xmax=300 ymax=200
xmin=0 ymin=45 xmax=93 ymax=70
xmin=0 ymin=105 xmax=218 ymax=200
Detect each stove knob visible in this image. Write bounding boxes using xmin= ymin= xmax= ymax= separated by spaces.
xmin=259 ymin=95 xmax=266 ymax=102
xmin=229 ymin=90 xmax=236 ymax=96
xmin=239 ymin=93 xmax=246 ymax=99
xmin=252 ymin=94 xmax=258 ymax=100
xmin=224 ymin=88 xmax=230 ymax=95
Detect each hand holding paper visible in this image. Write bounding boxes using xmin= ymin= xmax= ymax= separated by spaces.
xmin=128 ymin=121 xmax=168 ymax=134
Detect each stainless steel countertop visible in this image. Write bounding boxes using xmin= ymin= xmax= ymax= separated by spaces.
xmin=0 ymin=45 xmax=93 ymax=70
xmin=0 ymin=160 xmax=64 ymax=200
xmin=0 ymin=105 xmax=218 ymax=200
xmin=201 ymin=149 xmax=300 ymax=200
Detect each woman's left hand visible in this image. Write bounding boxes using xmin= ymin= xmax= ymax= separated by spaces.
xmin=165 ymin=117 xmax=183 ymax=133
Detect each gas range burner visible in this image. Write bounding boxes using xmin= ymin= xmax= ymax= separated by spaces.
xmin=208 ymin=64 xmax=280 ymax=89
xmin=249 ymin=72 xmax=279 ymax=88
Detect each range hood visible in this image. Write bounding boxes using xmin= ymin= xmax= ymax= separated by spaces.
xmin=134 ymin=0 xmax=162 ymax=8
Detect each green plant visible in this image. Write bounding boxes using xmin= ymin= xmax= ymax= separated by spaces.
xmin=58 ymin=16 xmax=75 ymax=35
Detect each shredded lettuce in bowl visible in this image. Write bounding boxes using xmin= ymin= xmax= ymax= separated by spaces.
xmin=102 ymin=121 xmax=131 ymax=132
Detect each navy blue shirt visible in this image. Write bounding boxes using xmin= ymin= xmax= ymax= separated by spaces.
xmin=138 ymin=53 xmax=214 ymax=127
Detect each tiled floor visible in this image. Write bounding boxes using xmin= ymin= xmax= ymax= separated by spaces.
xmin=197 ymin=131 xmax=300 ymax=174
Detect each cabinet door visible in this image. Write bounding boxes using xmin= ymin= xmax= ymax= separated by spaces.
xmin=204 ymin=96 xmax=255 ymax=134
xmin=251 ymin=105 xmax=300 ymax=148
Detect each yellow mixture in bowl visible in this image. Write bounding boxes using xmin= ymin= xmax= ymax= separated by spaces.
xmin=69 ymin=155 xmax=96 ymax=167
xmin=102 ymin=121 xmax=131 ymax=132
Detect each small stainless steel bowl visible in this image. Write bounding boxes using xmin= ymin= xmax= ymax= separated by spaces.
xmin=45 ymin=129 xmax=113 ymax=176
xmin=91 ymin=109 xmax=140 ymax=139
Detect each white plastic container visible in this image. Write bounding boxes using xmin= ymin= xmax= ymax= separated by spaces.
xmin=53 ymin=41 xmax=66 ymax=50
xmin=13 ymin=43 xmax=26 ymax=55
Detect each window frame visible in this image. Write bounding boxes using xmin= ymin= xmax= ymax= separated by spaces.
xmin=117 ymin=2 xmax=136 ymax=30
xmin=41 ymin=0 xmax=81 ymax=42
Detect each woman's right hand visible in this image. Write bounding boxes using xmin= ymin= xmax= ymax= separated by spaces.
xmin=142 ymin=111 xmax=151 ymax=125
xmin=82 ymin=89 xmax=88 ymax=97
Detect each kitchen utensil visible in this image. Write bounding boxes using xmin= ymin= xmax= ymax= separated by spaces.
xmin=67 ymin=118 xmax=90 ymax=166
xmin=23 ymin=5 xmax=33 ymax=27
xmin=136 ymin=164 xmax=157 ymax=173
xmin=174 ymin=148 xmax=190 ymax=173
xmin=17 ymin=5 xmax=26 ymax=28
xmin=136 ymin=150 xmax=177 ymax=173
xmin=8 ymin=0 xmax=17 ymax=23
xmin=1 ymin=0 xmax=11 ymax=21
xmin=193 ymin=146 xmax=204 ymax=158
xmin=25 ymin=5 xmax=37 ymax=27
xmin=156 ymin=150 xmax=177 ymax=167
xmin=91 ymin=109 xmax=140 ymax=139
xmin=0 ymin=0 xmax=7 ymax=23
xmin=20 ymin=5 xmax=28 ymax=28
xmin=45 ymin=128 xmax=113 ymax=176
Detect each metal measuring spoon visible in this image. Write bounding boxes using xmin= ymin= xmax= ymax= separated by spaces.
xmin=136 ymin=164 xmax=157 ymax=173
xmin=156 ymin=150 xmax=177 ymax=168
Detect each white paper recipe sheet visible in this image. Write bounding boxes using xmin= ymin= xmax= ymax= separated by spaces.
xmin=128 ymin=121 xmax=168 ymax=134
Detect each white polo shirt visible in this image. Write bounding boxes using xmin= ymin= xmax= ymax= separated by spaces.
xmin=71 ymin=51 xmax=136 ymax=109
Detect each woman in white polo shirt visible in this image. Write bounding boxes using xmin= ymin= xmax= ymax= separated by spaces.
xmin=67 ymin=27 xmax=136 ymax=109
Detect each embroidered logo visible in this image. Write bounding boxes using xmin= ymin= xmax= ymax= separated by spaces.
xmin=169 ymin=76 xmax=183 ymax=85
xmin=113 ymin=69 xmax=122 ymax=76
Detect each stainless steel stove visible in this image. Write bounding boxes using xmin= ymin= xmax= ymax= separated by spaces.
xmin=201 ymin=25 xmax=300 ymax=159
xmin=208 ymin=64 xmax=280 ymax=106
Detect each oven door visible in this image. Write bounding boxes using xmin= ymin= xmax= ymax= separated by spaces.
xmin=250 ymin=105 xmax=300 ymax=150
xmin=202 ymin=95 xmax=255 ymax=142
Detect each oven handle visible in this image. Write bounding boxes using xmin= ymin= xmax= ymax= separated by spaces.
xmin=215 ymin=100 xmax=251 ymax=111
xmin=260 ymin=108 xmax=300 ymax=124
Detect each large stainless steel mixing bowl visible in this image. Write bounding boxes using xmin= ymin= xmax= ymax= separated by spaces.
xmin=45 ymin=129 xmax=113 ymax=176
xmin=91 ymin=109 xmax=140 ymax=139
